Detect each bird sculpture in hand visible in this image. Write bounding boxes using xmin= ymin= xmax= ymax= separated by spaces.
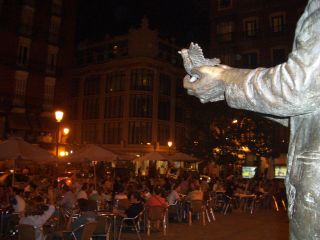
xmin=179 ymin=42 xmax=221 ymax=82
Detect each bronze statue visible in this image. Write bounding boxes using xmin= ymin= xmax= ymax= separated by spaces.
xmin=180 ymin=0 xmax=320 ymax=239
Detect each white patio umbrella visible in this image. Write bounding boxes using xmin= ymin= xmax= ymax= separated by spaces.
xmin=0 ymin=137 xmax=57 ymax=185
xmin=168 ymin=152 xmax=199 ymax=161
xmin=168 ymin=152 xmax=200 ymax=168
xmin=65 ymin=144 xmax=118 ymax=162
xmin=134 ymin=151 xmax=169 ymax=161
xmin=64 ymin=144 xmax=118 ymax=189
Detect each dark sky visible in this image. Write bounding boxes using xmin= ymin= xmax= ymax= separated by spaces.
xmin=76 ymin=0 xmax=210 ymax=48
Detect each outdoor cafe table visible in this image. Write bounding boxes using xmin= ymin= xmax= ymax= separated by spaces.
xmin=97 ymin=211 xmax=118 ymax=240
xmin=234 ymin=193 xmax=256 ymax=214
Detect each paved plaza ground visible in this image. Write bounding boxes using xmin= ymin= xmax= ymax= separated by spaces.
xmin=122 ymin=209 xmax=289 ymax=240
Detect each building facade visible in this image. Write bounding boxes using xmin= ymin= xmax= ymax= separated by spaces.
xmin=0 ymin=0 xmax=76 ymax=147
xmin=209 ymin=0 xmax=308 ymax=155
xmin=70 ymin=18 xmax=189 ymax=157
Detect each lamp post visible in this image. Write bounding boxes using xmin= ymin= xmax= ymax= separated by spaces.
xmin=54 ymin=110 xmax=64 ymax=157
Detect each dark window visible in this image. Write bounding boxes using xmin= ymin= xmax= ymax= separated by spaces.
xmin=130 ymin=68 xmax=154 ymax=91
xmin=218 ymin=0 xmax=232 ymax=9
xmin=242 ymin=52 xmax=258 ymax=68
xmin=128 ymin=121 xmax=152 ymax=144
xmin=71 ymin=78 xmax=80 ymax=97
xmin=175 ymin=105 xmax=185 ymax=123
xmin=176 ymin=78 xmax=185 ymax=96
xmin=81 ymin=123 xmax=97 ymax=143
xmin=159 ymin=73 xmax=171 ymax=96
xmin=104 ymin=122 xmax=122 ymax=144
xmin=129 ymin=95 xmax=152 ymax=118
xmin=106 ymin=71 xmax=125 ymax=92
xmin=84 ymin=75 xmax=100 ymax=96
xmin=158 ymin=99 xmax=170 ymax=121
xmin=175 ymin=125 xmax=186 ymax=149
xmin=105 ymin=96 xmax=124 ymax=118
xmin=158 ymin=124 xmax=170 ymax=146
xmin=82 ymin=98 xmax=99 ymax=119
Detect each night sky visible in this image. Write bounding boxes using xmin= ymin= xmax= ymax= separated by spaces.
xmin=76 ymin=0 xmax=210 ymax=48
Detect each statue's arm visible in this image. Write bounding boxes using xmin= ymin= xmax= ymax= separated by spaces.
xmin=185 ymin=4 xmax=320 ymax=118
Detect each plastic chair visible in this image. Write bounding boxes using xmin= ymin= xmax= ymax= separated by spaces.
xmin=188 ymin=200 xmax=206 ymax=226
xmin=117 ymin=210 xmax=144 ymax=240
xmin=146 ymin=206 xmax=167 ymax=236
xmin=64 ymin=221 xmax=97 ymax=240
xmin=92 ymin=215 xmax=112 ymax=240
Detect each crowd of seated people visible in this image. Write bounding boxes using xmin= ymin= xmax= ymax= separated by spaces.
xmin=0 ymin=169 xmax=287 ymax=239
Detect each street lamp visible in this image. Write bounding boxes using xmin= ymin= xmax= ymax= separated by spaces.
xmin=167 ymin=141 xmax=173 ymax=154
xmin=54 ymin=110 xmax=64 ymax=157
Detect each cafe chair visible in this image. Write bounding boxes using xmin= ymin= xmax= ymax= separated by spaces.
xmin=168 ymin=201 xmax=182 ymax=222
xmin=63 ymin=221 xmax=97 ymax=240
xmin=117 ymin=210 xmax=144 ymax=240
xmin=146 ymin=206 xmax=167 ymax=236
xmin=205 ymin=198 xmax=216 ymax=223
xmin=188 ymin=200 xmax=206 ymax=226
xmin=92 ymin=215 xmax=112 ymax=240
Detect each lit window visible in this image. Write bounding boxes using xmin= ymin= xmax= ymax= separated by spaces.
xmin=217 ymin=21 xmax=234 ymax=42
xmin=270 ymin=13 xmax=285 ymax=33
xmin=47 ymin=45 xmax=59 ymax=73
xmin=243 ymin=18 xmax=258 ymax=37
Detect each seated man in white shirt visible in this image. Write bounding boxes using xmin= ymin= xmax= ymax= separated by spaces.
xmin=19 ymin=202 xmax=55 ymax=240
xmin=167 ymin=184 xmax=181 ymax=205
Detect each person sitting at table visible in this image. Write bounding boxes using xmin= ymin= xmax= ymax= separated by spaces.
xmin=187 ymin=184 xmax=203 ymax=201
xmin=212 ymin=179 xmax=225 ymax=193
xmin=145 ymin=187 xmax=168 ymax=208
xmin=114 ymin=192 xmax=144 ymax=218
xmin=19 ymin=201 xmax=55 ymax=240
xmin=77 ymin=183 xmax=88 ymax=200
xmin=11 ymin=187 xmax=26 ymax=216
xmin=114 ymin=185 xmax=128 ymax=201
xmin=68 ymin=198 xmax=97 ymax=240
xmin=58 ymin=185 xmax=76 ymax=211
xmin=167 ymin=184 xmax=181 ymax=205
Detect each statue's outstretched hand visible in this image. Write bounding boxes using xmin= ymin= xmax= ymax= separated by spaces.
xmin=183 ymin=65 xmax=230 ymax=103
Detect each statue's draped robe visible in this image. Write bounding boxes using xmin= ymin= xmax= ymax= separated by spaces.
xmin=207 ymin=1 xmax=320 ymax=239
